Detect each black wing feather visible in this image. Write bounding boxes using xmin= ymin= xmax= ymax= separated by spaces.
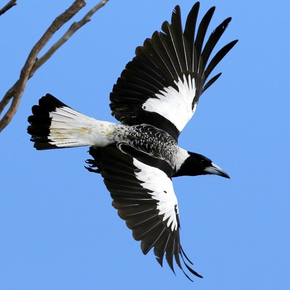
xmin=194 ymin=7 xmax=215 ymax=72
xmin=203 ymin=39 xmax=238 ymax=90
xmin=110 ymin=3 xmax=237 ymax=139
xmin=86 ymin=145 xmax=202 ymax=281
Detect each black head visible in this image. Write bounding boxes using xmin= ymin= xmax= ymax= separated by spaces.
xmin=173 ymin=152 xmax=230 ymax=178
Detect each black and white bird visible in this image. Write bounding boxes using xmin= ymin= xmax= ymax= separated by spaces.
xmin=27 ymin=2 xmax=237 ymax=281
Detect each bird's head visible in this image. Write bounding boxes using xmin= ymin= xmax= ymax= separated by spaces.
xmin=173 ymin=152 xmax=230 ymax=178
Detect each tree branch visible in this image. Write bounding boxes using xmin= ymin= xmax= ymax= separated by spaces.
xmin=0 ymin=0 xmax=17 ymax=16
xmin=0 ymin=0 xmax=110 ymax=133
xmin=30 ymin=0 xmax=110 ymax=77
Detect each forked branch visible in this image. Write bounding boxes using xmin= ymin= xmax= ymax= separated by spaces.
xmin=0 ymin=0 xmax=17 ymax=16
xmin=0 ymin=0 xmax=110 ymax=132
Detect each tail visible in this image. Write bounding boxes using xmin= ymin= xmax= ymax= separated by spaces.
xmin=28 ymin=94 xmax=101 ymax=150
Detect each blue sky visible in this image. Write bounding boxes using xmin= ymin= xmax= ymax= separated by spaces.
xmin=1 ymin=1 xmax=289 ymax=289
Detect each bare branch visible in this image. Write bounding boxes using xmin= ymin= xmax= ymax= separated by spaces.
xmin=0 ymin=0 xmax=86 ymax=132
xmin=0 ymin=0 xmax=110 ymax=133
xmin=0 ymin=0 xmax=17 ymax=16
xmin=31 ymin=0 xmax=110 ymax=77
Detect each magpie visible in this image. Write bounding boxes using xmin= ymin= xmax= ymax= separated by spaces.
xmin=27 ymin=2 xmax=237 ymax=281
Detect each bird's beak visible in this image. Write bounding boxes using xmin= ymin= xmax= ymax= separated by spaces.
xmin=204 ymin=163 xmax=230 ymax=179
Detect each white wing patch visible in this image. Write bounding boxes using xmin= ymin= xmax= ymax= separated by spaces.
xmin=142 ymin=74 xmax=197 ymax=133
xmin=133 ymin=159 xmax=179 ymax=231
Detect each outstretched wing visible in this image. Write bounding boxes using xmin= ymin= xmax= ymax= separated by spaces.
xmin=86 ymin=146 xmax=202 ymax=281
xmin=110 ymin=3 xmax=238 ymax=140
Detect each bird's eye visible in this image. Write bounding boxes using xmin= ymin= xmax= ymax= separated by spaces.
xmin=199 ymin=158 xmax=209 ymax=167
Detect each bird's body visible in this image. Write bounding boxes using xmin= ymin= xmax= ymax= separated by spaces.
xmin=27 ymin=2 xmax=237 ymax=281
xmin=38 ymin=97 xmax=185 ymax=170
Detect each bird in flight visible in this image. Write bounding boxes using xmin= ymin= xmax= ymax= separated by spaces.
xmin=28 ymin=2 xmax=237 ymax=281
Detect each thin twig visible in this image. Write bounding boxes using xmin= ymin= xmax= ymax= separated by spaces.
xmin=0 ymin=0 xmax=110 ymax=132
xmin=0 ymin=0 xmax=86 ymax=131
xmin=31 ymin=0 xmax=110 ymax=77
xmin=0 ymin=0 xmax=17 ymax=16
